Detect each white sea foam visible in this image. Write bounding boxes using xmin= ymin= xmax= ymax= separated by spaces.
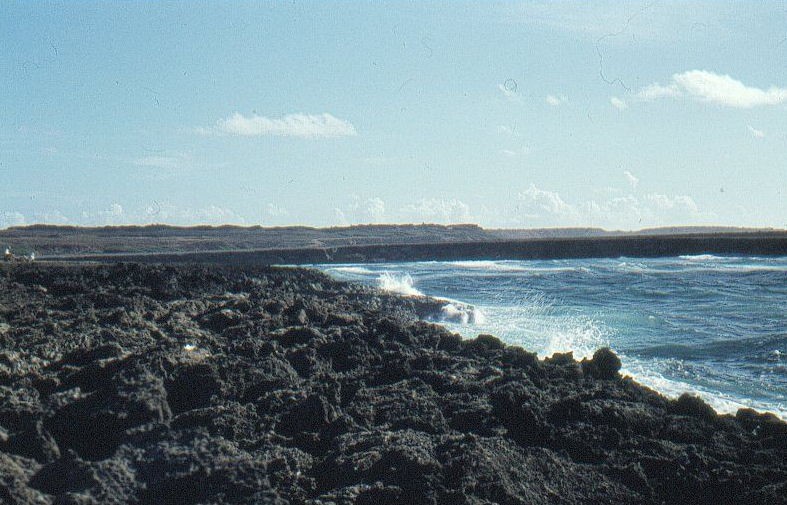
xmin=621 ymin=358 xmax=787 ymax=420
xmin=541 ymin=317 xmax=610 ymax=360
xmin=331 ymin=266 xmax=376 ymax=275
xmin=377 ymin=272 xmax=424 ymax=297
xmin=447 ymin=260 xmax=526 ymax=272
xmin=440 ymin=302 xmax=486 ymax=325
xmin=446 ymin=260 xmax=583 ymax=274
xmin=678 ymin=254 xmax=740 ymax=262
xmin=719 ymin=265 xmax=787 ymax=273
xmin=318 ymin=257 xmax=787 ymax=420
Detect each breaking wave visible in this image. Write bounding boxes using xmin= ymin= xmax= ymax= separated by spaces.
xmin=319 ymin=255 xmax=787 ymax=419
xmin=377 ymin=272 xmax=424 ymax=297
xmin=331 ymin=266 xmax=376 ymax=275
xmin=439 ymin=301 xmax=486 ymax=325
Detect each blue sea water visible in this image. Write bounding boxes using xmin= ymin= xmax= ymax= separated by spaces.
xmin=317 ymin=255 xmax=787 ymax=419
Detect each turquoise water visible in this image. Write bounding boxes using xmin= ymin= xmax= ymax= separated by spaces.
xmin=317 ymin=255 xmax=787 ymax=419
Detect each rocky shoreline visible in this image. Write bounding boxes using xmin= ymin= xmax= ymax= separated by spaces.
xmin=0 ymin=263 xmax=785 ymax=504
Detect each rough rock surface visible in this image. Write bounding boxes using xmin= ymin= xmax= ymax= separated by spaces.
xmin=0 ymin=262 xmax=784 ymax=504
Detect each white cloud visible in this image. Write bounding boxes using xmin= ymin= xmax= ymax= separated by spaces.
xmin=400 ymin=198 xmax=472 ymax=224
xmin=642 ymin=193 xmax=698 ymax=213
xmin=210 ymin=112 xmax=357 ymax=138
xmin=585 ymin=193 xmax=704 ymax=228
xmin=747 ymin=125 xmax=766 ymax=138
xmin=633 ymin=70 xmax=787 ymax=108
xmin=623 ymin=170 xmax=639 ymax=189
xmin=673 ymin=71 xmax=786 ymax=108
xmin=346 ymin=196 xmax=386 ymax=223
xmin=146 ymin=203 xmax=246 ymax=225
xmin=508 ymin=184 xmax=710 ymax=229
xmin=0 ymin=211 xmax=26 ymax=229
xmin=636 ymin=83 xmax=681 ymax=100
xmin=364 ymin=197 xmax=386 ymax=221
xmin=517 ymin=184 xmax=577 ymax=220
xmin=610 ymin=97 xmax=628 ymax=110
xmin=545 ymin=94 xmax=568 ymax=106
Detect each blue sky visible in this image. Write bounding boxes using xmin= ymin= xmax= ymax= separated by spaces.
xmin=2 ymin=1 xmax=786 ymax=229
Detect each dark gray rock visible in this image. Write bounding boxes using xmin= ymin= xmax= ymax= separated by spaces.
xmin=0 ymin=262 xmax=783 ymax=504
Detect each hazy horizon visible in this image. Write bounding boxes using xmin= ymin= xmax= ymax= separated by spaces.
xmin=3 ymin=1 xmax=786 ymax=230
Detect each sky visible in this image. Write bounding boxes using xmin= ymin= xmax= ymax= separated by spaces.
xmin=1 ymin=1 xmax=786 ymax=230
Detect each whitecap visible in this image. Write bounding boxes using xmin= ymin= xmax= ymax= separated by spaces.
xmin=678 ymin=254 xmax=741 ymax=262
xmin=331 ymin=266 xmax=376 ymax=275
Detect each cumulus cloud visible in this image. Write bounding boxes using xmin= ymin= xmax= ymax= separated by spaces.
xmin=585 ymin=193 xmax=703 ymax=229
xmin=144 ymin=204 xmax=246 ymax=225
xmin=346 ymin=196 xmax=386 ymax=223
xmin=517 ymin=184 xmax=577 ymax=220
xmin=208 ymin=112 xmax=357 ymax=138
xmin=545 ymin=94 xmax=568 ymax=106
xmin=633 ymin=70 xmax=787 ymax=108
xmin=610 ymin=96 xmax=628 ymax=110
xmin=509 ymin=184 xmax=709 ymax=229
xmin=642 ymin=193 xmax=698 ymax=213
xmin=364 ymin=197 xmax=385 ymax=221
xmin=747 ymin=125 xmax=766 ymax=138
xmin=636 ymin=83 xmax=682 ymax=100
xmin=623 ymin=170 xmax=639 ymax=189
xmin=400 ymin=198 xmax=472 ymax=224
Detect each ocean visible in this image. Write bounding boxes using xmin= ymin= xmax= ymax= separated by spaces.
xmin=317 ymin=255 xmax=787 ymax=419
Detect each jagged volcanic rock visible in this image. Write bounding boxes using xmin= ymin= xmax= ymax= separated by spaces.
xmin=0 ymin=263 xmax=784 ymax=504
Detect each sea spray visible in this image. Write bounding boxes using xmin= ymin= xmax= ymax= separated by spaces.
xmin=377 ymin=272 xmax=424 ymax=297
xmin=320 ymin=256 xmax=787 ymax=420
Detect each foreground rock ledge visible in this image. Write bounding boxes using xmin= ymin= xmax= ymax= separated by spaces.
xmin=0 ymin=263 xmax=784 ymax=505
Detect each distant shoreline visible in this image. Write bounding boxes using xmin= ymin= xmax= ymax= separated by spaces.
xmin=3 ymin=224 xmax=786 ymax=264
xmin=37 ymin=233 xmax=787 ymax=265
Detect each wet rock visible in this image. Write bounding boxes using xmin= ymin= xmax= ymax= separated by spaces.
xmin=582 ymin=347 xmax=622 ymax=380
